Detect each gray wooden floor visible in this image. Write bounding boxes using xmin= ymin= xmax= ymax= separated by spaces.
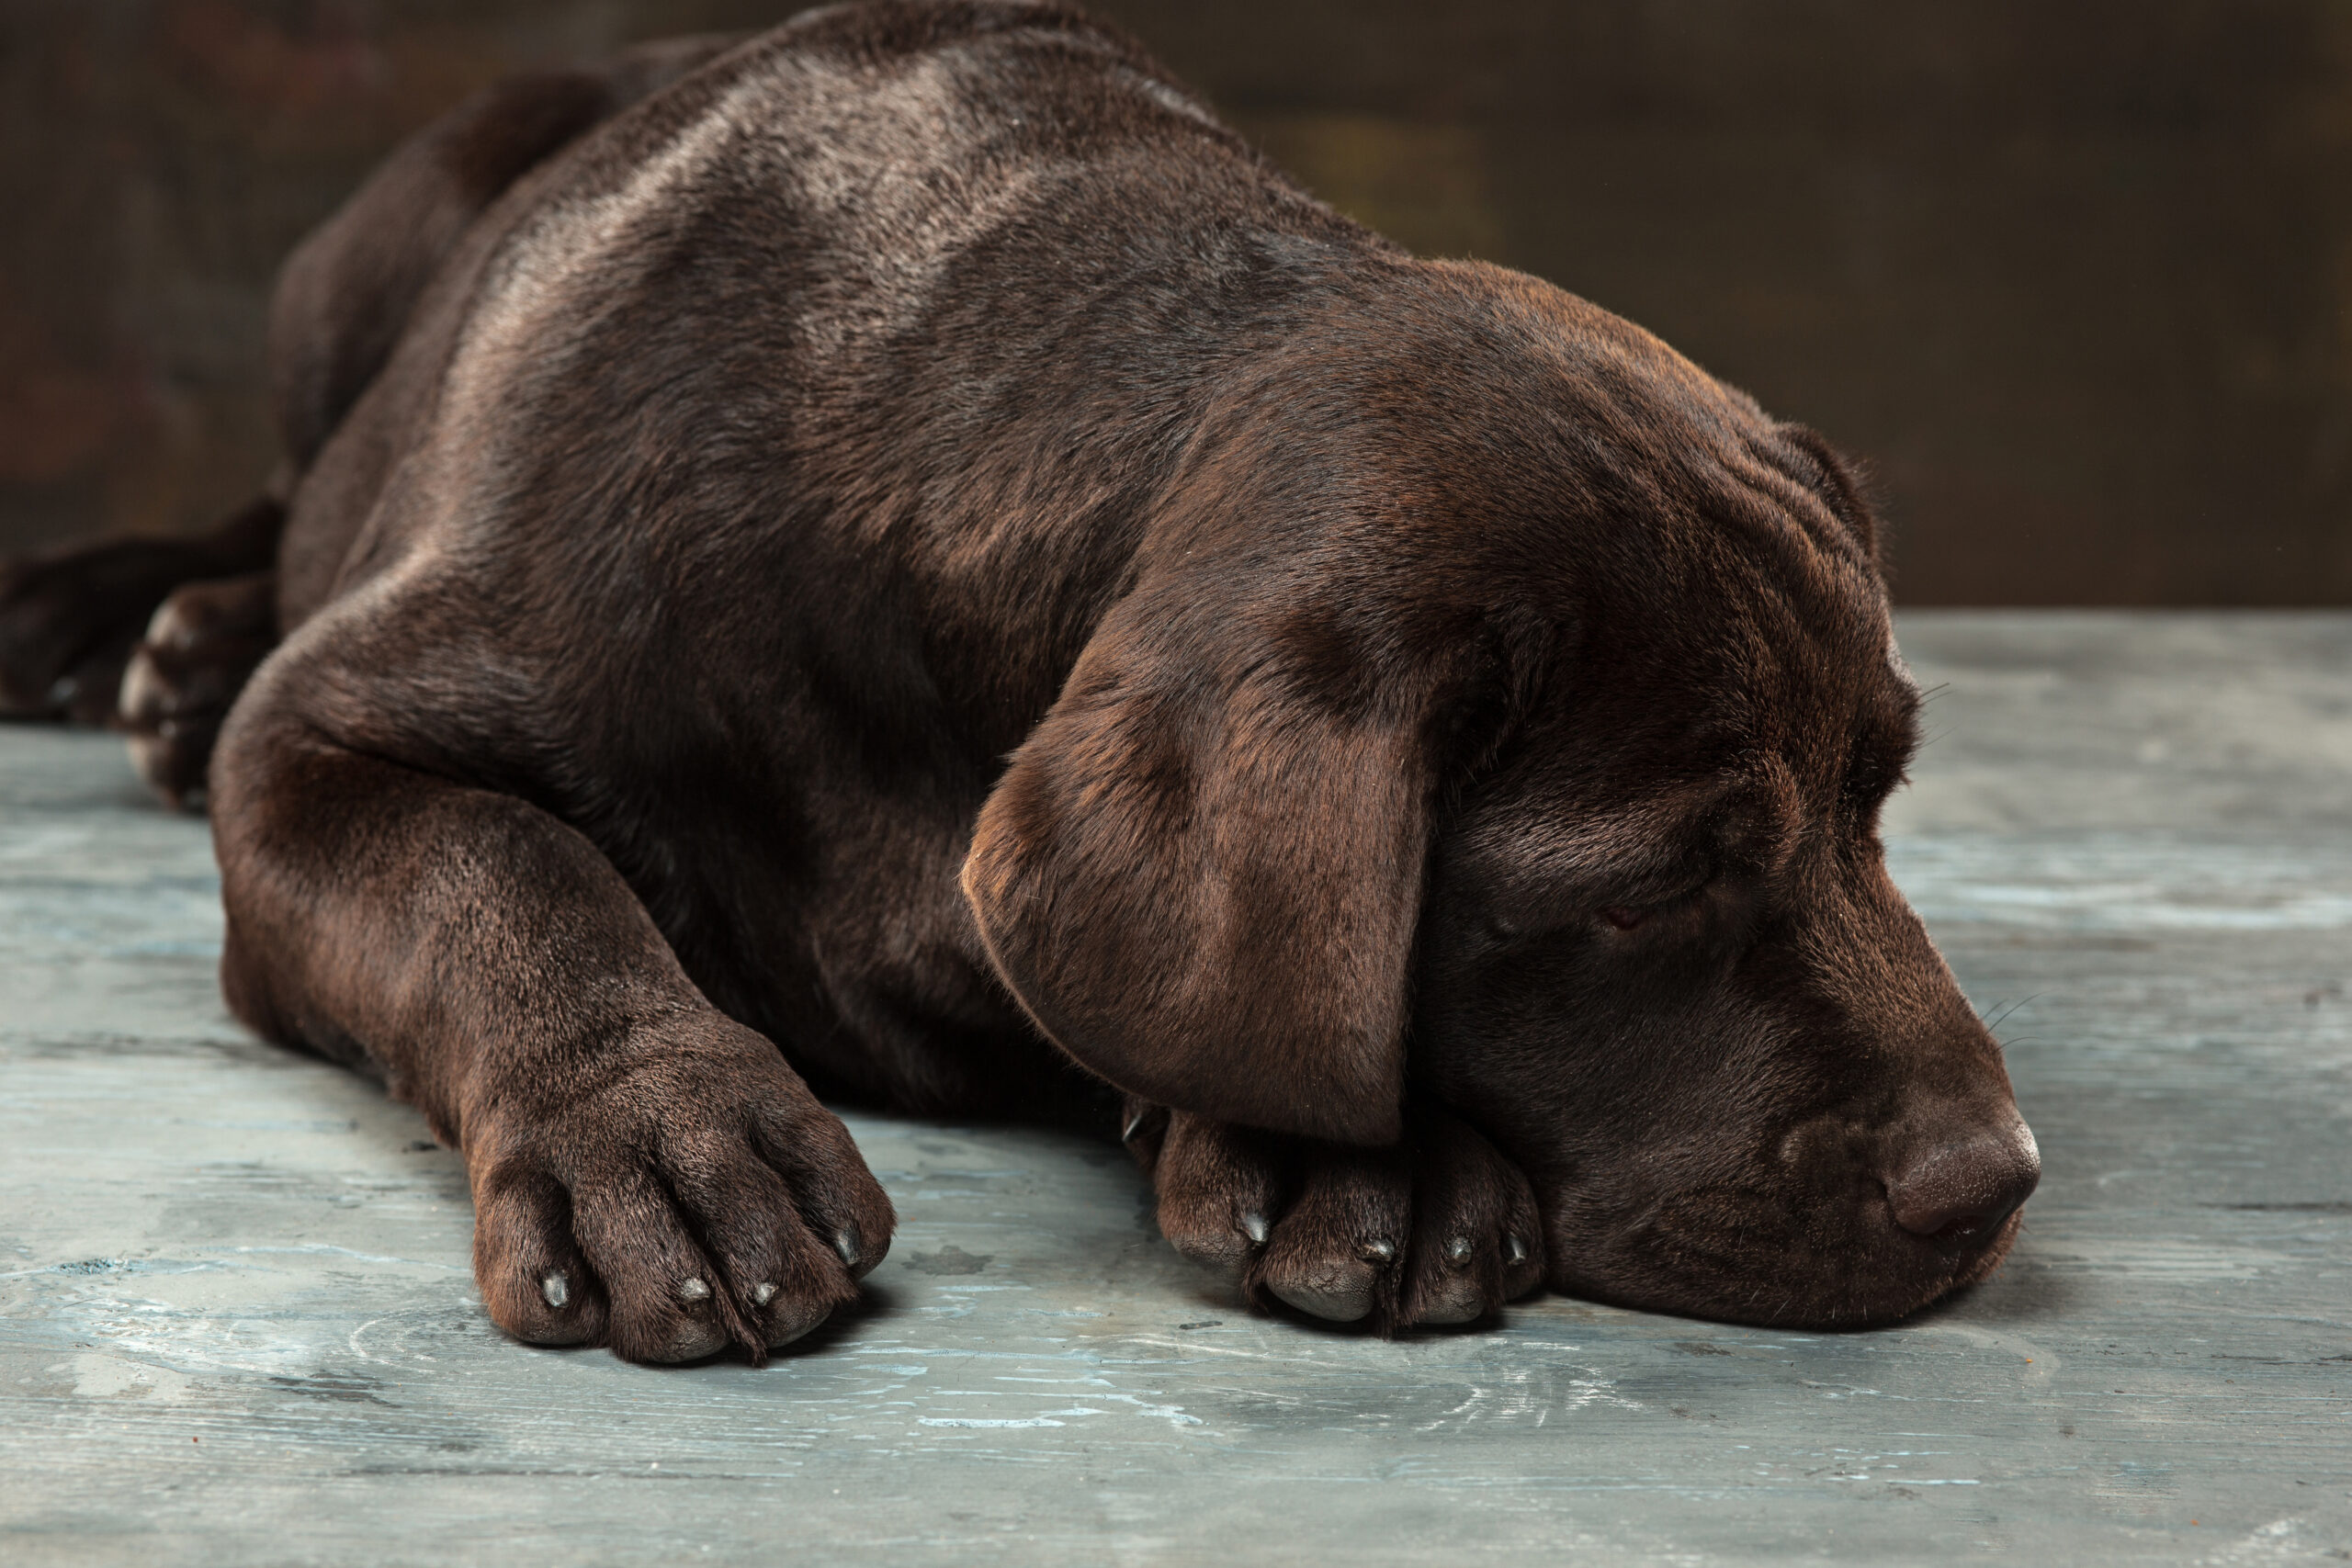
xmin=3 ymin=611 xmax=2347 ymax=1566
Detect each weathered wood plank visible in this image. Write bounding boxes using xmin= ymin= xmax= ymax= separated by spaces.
xmin=2 ymin=612 xmax=2346 ymax=1565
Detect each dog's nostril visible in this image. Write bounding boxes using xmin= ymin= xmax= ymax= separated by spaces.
xmin=1922 ymin=1211 xmax=1992 ymax=1242
xmin=1884 ymin=1121 xmax=2041 ymax=1242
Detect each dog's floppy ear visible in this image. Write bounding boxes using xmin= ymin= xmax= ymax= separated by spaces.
xmin=961 ymin=544 xmax=1475 ymax=1147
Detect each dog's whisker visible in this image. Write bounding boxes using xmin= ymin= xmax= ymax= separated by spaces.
xmin=1982 ymin=993 xmax=2047 ymax=1034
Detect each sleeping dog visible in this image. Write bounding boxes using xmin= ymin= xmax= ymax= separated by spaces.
xmin=0 ymin=0 xmax=2038 ymax=1362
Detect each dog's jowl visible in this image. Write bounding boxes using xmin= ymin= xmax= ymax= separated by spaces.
xmin=0 ymin=0 xmax=2037 ymax=1361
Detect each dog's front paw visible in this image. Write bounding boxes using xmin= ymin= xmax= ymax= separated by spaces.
xmin=1130 ymin=1102 xmax=1545 ymax=1331
xmin=466 ymin=1017 xmax=895 ymax=1363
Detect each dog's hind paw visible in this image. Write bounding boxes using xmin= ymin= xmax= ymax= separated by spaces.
xmin=119 ymin=570 xmax=278 ymax=810
xmin=0 ymin=549 xmax=150 ymax=726
xmin=1137 ymin=1102 xmax=1546 ymax=1332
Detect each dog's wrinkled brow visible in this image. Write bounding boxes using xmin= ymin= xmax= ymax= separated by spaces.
xmin=1476 ymin=777 xmax=1758 ymax=907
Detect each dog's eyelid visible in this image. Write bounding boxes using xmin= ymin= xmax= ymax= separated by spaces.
xmin=1594 ymin=863 xmax=1717 ymax=927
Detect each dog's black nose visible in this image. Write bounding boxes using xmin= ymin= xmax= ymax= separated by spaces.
xmin=1885 ymin=1120 xmax=2041 ymax=1240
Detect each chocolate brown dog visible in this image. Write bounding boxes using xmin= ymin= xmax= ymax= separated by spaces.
xmin=0 ymin=0 xmax=2039 ymax=1362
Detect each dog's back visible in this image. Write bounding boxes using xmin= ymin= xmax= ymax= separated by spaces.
xmin=276 ymin=2 xmax=1353 ymax=630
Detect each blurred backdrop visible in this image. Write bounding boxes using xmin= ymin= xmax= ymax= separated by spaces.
xmin=2 ymin=0 xmax=2344 ymax=604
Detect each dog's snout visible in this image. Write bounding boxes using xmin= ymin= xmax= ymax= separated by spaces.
xmin=1883 ymin=1119 xmax=2041 ymax=1241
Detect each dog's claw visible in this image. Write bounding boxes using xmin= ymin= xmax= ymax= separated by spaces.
xmin=1443 ymin=1235 xmax=1475 ymax=1267
xmin=1504 ymin=1235 xmax=1529 ymax=1267
xmin=677 ymin=1276 xmax=712 ymax=1303
xmin=833 ymin=1228 xmax=862 ymax=1269
xmin=1359 ymin=1237 xmax=1396 ymax=1263
xmin=539 ymin=1269 xmax=569 ymax=1309
xmin=1241 ymin=1211 xmax=1270 ymax=1246
xmin=752 ymin=1280 xmax=777 ymax=1306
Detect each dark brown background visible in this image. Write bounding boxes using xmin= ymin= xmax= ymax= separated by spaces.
xmin=4 ymin=1 xmax=2345 ymax=604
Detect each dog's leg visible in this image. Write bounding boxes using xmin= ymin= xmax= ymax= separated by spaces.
xmin=209 ymin=700 xmax=895 ymax=1364
xmin=1129 ymin=1101 xmax=1547 ymax=1331
xmin=118 ymin=570 xmax=280 ymax=810
xmin=0 ymin=494 xmax=282 ymax=727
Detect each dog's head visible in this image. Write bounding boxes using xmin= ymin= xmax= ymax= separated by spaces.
xmin=963 ymin=261 xmax=2036 ymax=1327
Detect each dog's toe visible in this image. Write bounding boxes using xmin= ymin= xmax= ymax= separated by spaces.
xmin=1151 ymin=1113 xmax=1284 ymax=1272
xmin=565 ymin=1147 xmax=854 ymax=1364
xmin=760 ymin=1291 xmax=835 ymax=1349
xmin=1396 ymin=1108 xmax=1547 ymax=1328
xmin=1146 ymin=1104 xmax=1545 ymax=1333
xmin=472 ymin=1169 xmax=610 ymax=1348
xmin=1410 ymin=1234 xmax=1489 ymax=1325
xmin=467 ymin=1024 xmax=896 ymax=1365
xmin=1251 ymin=1145 xmax=1409 ymax=1325
xmin=1264 ymin=1271 xmax=1377 ymax=1322
xmin=651 ymin=1298 xmax=731 ymax=1364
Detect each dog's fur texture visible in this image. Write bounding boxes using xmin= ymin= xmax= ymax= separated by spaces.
xmin=0 ymin=0 xmax=2039 ymax=1361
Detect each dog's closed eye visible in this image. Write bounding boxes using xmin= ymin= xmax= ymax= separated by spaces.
xmin=1597 ymin=872 xmax=1718 ymax=933
xmin=1482 ymin=870 xmax=1714 ymax=944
